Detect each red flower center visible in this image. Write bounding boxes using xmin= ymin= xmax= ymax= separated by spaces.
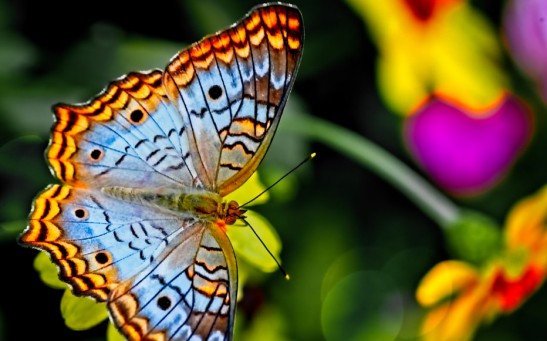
xmin=492 ymin=266 xmax=544 ymax=312
xmin=402 ymin=0 xmax=436 ymax=21
xmin=401 ymin=0 xmax=459 ymax=22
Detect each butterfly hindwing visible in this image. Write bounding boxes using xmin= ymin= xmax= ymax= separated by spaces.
xmin=109 ymin=222 xmax=236 ymax=341
xmin=164 ymin=4 xmax=304 ymax=195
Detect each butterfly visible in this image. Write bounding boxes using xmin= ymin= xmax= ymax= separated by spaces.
xmin=18 ymin=3 xmax=303 ymax=340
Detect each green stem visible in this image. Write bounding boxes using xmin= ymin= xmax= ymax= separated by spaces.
xmin=284 ymin=113 xmax=461 ymax=229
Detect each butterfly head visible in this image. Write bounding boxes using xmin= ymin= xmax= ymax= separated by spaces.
xmin=222 ymin=200 xmax=246 ymax=226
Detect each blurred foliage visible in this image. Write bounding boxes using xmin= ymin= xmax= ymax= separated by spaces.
xmin=2 ymin=0 xmax=547 ymax=341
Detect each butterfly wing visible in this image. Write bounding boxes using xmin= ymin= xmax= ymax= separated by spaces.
xmin=164 ymin=3 xmax=304 ymax=195
xmin=108 ymin=222 xmax=236 ymax=341
xmin=20 ymin=184 xmax=193 ymax=300
xmin=49 ymin=70 xmax=200 ymax=189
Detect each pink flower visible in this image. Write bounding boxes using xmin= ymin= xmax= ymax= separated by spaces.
xmin=504 ymin=0 xmax=547 ymax=102
xmin=404 ymin=94 xmax=533 ymax=196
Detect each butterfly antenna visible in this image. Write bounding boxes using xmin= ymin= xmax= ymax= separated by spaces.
xmin=241 ymin=152 xmax=316 ymax=207
xmin=242 ymin=217 xmax=290 ymax=280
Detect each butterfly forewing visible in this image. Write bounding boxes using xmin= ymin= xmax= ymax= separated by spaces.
xmin=47 ymin=70 xmax=200 ymax=189
xmin=19 ymin=3 xmax=303 ymax=341
xmin=164 ymin=4 xmax=304 ymax=195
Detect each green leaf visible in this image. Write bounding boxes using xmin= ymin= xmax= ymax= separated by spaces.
xmin=228 ymin=210 xmax=281 ymax=273
xmin=107 ymin=322 xmax=126 ymax=341
xmin=258 ymin=166 xmax=299 ymax=203
xmin=60 ymin=289 xmax=108 ymax=331
xmin=33 ymin=252 xmax=67 ymax=290
xmin=225 ymin=172 xmax=269 ymax=207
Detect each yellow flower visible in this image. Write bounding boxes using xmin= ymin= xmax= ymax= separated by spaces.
xmin=347 ymin=0 xmax=507 ymax=115
xmin=33 ymin=172 xmax=281 ymax=339
xmin=416 ymin=185 xmax=547 ymax=341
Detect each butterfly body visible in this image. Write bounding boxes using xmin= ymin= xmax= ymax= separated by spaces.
xmin=102 ymin=186 xmax=245 ymax=225
xmin=19 ymin=3 xmax=303 ymax=340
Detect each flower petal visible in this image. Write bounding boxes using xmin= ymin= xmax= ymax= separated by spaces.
xmin=505 ymin=185 xmax=547 ymax=250
xmin=348 ymin=0 xmax=506 ymax=115
xmin=491 ymin=266 xmax=545 ymax=312
xmin=404 ymin=94 xmax=532 ymax=196
xmin=504 ymin=0 xmax=547 ymax=102
xmin=421 ymin=290 xmax=485 ymax=341
xmin=416 ymin=260 xmax=478 ymax=306
xmin=227 ymin=210 xmax=281 ymax=273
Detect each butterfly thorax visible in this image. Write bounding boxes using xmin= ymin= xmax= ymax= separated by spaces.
xmin=102 ymin=186 xmax=245 ymax=226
